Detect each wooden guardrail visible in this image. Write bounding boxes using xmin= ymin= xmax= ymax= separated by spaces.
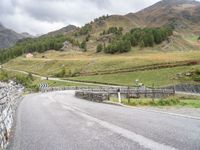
xmin=74 ymin=87 xmax=175 ymax=102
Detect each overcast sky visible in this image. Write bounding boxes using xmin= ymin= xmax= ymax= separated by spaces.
xmin=0 ymin=0 xmax=197 ymax=35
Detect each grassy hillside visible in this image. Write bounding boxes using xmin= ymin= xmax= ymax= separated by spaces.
xmin=3 ymin=49 xmax=200 ymax=87
xmin=4 ymin=50 xmax=200 ymax=77
xmin=67 ymin=65 xmax=200 ymax=87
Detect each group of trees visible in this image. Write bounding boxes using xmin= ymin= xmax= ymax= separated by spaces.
xmin=198 ymin=36 xmax=200 ymax=40
xmin=100 ymin=27 xmax=123 ymax=36
xmin=75 ymin=23 xmax=92 ymax=36
xmin=0 ymin=35 xmax=79 ymax=63
xmin=102 ymin=25 xmax=174 ymax=54
xmin=124 ymin=25 xmax=173 ymax=48
xmin=104 ymin=39 xmax=131 ymax=54
xmin=94 ymin=15 xmax=109 ymax=22
xmin=75 ymin=15 xmax=110 ymax=37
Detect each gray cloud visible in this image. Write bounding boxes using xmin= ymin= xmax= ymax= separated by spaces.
xmin=0 ymin=0 xmax=199 ymax=35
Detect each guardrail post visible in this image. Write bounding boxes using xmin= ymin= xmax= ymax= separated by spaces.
xmin=152 ymin=84 xmax=155 ymax=102
xmin=108 ymin=92 xmax=110 ymax=101
xmin=117 ymin=88 xmax=121 ymax=103
xmin=127 ymin=86 xmax=130 ymax=103
xmin=173 ymin=85 xmax=176 ymax=96
xmin=145 ymin=88 xmax=147 ymax=98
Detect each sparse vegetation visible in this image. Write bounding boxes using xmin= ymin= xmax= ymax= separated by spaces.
xmin=111 ymin=97 xmax=200 ymax=108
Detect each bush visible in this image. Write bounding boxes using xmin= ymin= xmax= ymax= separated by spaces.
xmin=86 ymin=34 xmax=90 ymax=42
xmin=0 ymin=70 xmax=8 ymax=81
xmin=80 ymin=41 xmax=87 ymax=51
xmin=101 ymin=27 xmax=123 ymax=36
xmin=27 ymin=73 xmax=34 ymax=81
xmin=96 ymin=44 xmax=103 ymax=53
xmin=104 ymin=39 xmax=131 ymax=54
xmin=55 ymin=67 xmax=66 ymax=78
xmin=192 ymin=69 xmax=200 ymax=81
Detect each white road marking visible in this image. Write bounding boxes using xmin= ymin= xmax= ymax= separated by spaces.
xmin=61 ymin=104 xmax=178 ymax=150
xmin=122 ymin=104 xmax=200 ymax=121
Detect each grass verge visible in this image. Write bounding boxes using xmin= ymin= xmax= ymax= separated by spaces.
xmin=111 ymin=96 xmax=200 ymax=108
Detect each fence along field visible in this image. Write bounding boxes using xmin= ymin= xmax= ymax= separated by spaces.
xmin=39 ymin=85 xmax=175 ymax=102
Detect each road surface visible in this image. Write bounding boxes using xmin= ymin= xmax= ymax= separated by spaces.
xmin=7 ymin=91 xmax=200 ymax=150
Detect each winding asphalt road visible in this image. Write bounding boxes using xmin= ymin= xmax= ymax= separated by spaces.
xmin=7 ymin=91 xmax=200 ymax=150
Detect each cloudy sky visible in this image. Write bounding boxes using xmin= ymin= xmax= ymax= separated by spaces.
xmin=0 ymin=0 xmax=195 ymax=35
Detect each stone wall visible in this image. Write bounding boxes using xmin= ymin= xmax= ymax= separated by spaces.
xmin=0 ymin=82 xmax=24 ymax=150
xmin=75 ymin=91 xmax=109 ymax=102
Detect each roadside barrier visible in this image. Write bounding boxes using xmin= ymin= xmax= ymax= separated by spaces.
xmin=74 ymin=87 xmax=175 ymax=103
xmin=0 ymin=82 xmax=23 ymax=150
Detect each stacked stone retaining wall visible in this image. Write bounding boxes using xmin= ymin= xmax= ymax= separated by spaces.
xmin=0 ymin=82 xmax=24 ymax=150
xmin=75 ymin=91 xmax=109 ymax=102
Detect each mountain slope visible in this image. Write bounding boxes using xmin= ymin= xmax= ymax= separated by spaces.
xmin=40 ymin=0 xmax=200 ymax=51
xmin=45 ymin=25 xmax=78 ymax=37
xmin=84 ymin=0 xmax=200 ymax=51
xmin=0 ymin=23 xmax=26 ymax=49
xmin=126 ymin=0 xmax=200 ymax=33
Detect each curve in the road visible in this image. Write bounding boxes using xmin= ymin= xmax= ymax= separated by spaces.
xmin=7 ymin=91 xmax=200 ymax=150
